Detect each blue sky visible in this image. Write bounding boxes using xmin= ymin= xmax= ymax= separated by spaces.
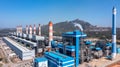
xmin=0 ymin=0 xmax=120 ymax=28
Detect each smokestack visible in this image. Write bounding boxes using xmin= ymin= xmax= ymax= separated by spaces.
xmin=19 ymin=25 xmax=21 ymax=33
xmin=112 ymin=7 xmax=117 ymax=58
xmin=38 ymin=24 xmax=41 ymax=36
xmin=33 ymin=24 xmax=36 ymax=35
xmin=48 ymin=21 xmax=53 ymax=51
xmin=20 ymin=25 xmax=22 ymax=33
xmin=16 ymin=26 xmax=18 ymax=33
xmin=29 ymin=25 xmax=32 ymax=35
xmin=26 ymin=25 xmax=28 ymax=34
xmin=18 ymin=26 xmax=20 ymax=33
xmin=20 ymin=25 xmax=21 ymax=33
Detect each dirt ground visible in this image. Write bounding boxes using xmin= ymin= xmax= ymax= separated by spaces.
xmin=107 ymin=60 xmax=120 ymax=67
xmin=79 ymin=54 xmax=120 ymax=67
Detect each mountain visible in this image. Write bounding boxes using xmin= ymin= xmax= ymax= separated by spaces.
xmin=41 ymin=19 xmax=120 ymax=39
xmin=0 ymin=19 xmax=120 ymax=39
xmin=41 ymin=19 xmax=94 ymax=36
xmin=0 ymin=28 xmax=15 ymax=37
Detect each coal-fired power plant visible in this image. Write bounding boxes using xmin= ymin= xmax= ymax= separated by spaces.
xmin=112 ymin=7 xmax=117 ymax=59
xmin=3 ymin=6 xmax=120 ymax=67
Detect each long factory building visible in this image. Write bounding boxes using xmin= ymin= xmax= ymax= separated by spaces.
xmin=3 ymin=37 xmax=35 ymax=60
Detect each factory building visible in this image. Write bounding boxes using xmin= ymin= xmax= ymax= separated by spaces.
xmin=3 ymin=37 xmax=35 ymax=60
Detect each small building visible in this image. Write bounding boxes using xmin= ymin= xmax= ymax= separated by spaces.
xmin=34 ymin=57 xmax=48 ymax=67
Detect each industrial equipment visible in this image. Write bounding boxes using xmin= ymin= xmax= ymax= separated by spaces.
xmin=51 ymin=30 xmax=87 ymax=67
xmin=44 ymin=51 xmax=75 ymax=67
xmin=34 ymin=57 xmax=48 ymax=67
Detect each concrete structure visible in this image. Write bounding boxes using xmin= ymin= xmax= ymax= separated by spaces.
xmin=112 ymin=7 xmax=117 ymax=58
xmin=32 ymin=35 xmax=45 ymax=42
xmin=29 ymin=25 xmax=32 ymax=35
xmin=26 ymin=25 xmax=33 ymax=40
xmin=33 ymin=24 xmax=36 ymax=35
xmin=34 ymin=57 xmax=48 ymax=67
xmin=17 ymin=37 xmax=37 ymax=47
xmin=16 ymin=26 xmax=19 ymax=37
xmin=38 ymin=24 xmax=41 ymax=36
xmin=16 ymin=25 xmax=22 ymax=37
xmin=48 ymin=21 xmax=53 ymax=51
xmin=20 ymin=25 xmax=22 ymax=34
xmin=3 ymin=37 xmax=35 ymax=60
xmin=26 ymin=25 xmax=28 ymax=34
xmin=27 ymin=34 xmax=32 ymax=40
xmin=32 ymin=24 xmax=45 ymax=42
xmin=22 ymin=33 xmax=27 ymax=38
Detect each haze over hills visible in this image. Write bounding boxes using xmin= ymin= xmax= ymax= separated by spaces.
xmin=0 ymin=19 xmax=120 ymax=39
xmin=41 ymin=19 xmax=110 ymax=36
xmin=42 ymin=19 xmax=92 ymax=35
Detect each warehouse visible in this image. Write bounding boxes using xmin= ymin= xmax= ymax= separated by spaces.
xmin=3 ymin=37 xmax=35 ymax=60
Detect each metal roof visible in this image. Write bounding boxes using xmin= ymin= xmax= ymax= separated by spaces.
xmin=35 ymin=57 xmax=47 ymax=62
xmin=3 ymin=37 xmax=30 ymax=52
xmin=62 ymin=30 xmax=87 ymax=37
xmin=44 ymin=51 xmax=74 ymax=61
xmin=17 ymin=38 xmax=37 ymax=47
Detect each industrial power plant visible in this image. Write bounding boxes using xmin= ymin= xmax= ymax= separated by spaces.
xmin=0 ymin=6 xmax=120 ymax=67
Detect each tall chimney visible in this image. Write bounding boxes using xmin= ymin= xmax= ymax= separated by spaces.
xmin=33 ymin=24 xmax=36 ymax=35
xmin=16 ymin=26 xmax=18 ymax=33
xmin=26 ymin=25 xmax=28 ymax=34
xmin=48 ymin=21 xmax=53 ymax=51
xmin=38 ymin=24 xmax=41 ymax=36
xmin=18 ymin=26 xmax=20 ymax=33
xmin=112 ymin=7 xmax=117 ymax=58
xmin=29 ymin=25 xmax=32 ymax=35
xmin=20 ymin=25 xmax=22 ymax=33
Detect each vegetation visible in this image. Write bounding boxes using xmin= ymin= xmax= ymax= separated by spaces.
xmin=41 ymin=19 xmax=120 ymax=40
xmin=0 ymin=19 xmax=120 ymax=40
xmin=0 ymin=28 xmax=15 ymax=37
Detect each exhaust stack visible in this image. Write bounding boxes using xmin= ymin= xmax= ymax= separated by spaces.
xmin=18 ymin=26 xmax=20 ymax=33
xmin=20 ymin=25 xmax=22 ymax=33
xmin=33 ymin=24 xmax=36 ymax=35
xmin=16 ymin=26 xmax=18 ymax=33
xmin=48 ymin=21 xmax=53 ymax=51
xmin=26 ymin=25 xmax=28 ymax=34
xmin=38 ymin=24 xmax=41 ymax=36
xmin=112 ymin=7 xmax=117 ymax=58
xmin=29 ymin=25 xmax=32 ymax=35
